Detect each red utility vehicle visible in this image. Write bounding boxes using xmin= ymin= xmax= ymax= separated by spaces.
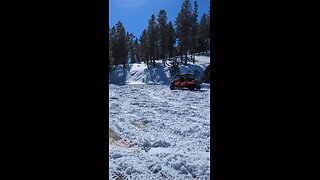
xmin=170 ymin=73 xmax=201 ymax=90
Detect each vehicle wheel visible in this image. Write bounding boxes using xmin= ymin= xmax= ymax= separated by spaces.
xmin=196 ymin=85 xmax=201 ymax=90
xmin=170 ymin=85 xmax=175 ymax=90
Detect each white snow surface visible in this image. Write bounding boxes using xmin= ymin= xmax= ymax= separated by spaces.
xmin=109 ymin=55 xmax=210 ymax=179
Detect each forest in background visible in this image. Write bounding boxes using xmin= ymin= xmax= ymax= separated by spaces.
xmin=109 ymin=0 xmax=210 ymax=69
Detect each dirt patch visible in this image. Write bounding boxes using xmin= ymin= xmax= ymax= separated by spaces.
xmin=109 ymin=127 xmax=122 ymax=141
xmin=130 ymin=120 xmax=148 ymax=131
xmin=109 ymin=127 xmax=141 ymax=153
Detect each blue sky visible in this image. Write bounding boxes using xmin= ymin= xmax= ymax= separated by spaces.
xmin=109 ymin=0 xmax=210 ymax=39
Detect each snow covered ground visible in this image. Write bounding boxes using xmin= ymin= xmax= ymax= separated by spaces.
xmin=109 ymin=55 xmax=210 ymax=179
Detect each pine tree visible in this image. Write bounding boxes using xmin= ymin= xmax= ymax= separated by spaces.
xmin=127 ymin=32 xmax=136 ymax=64
xmin=207 ymin=7 xmax=210 ymax=52
xmin=139 ymin=29 xmax=149 ymax=66
xmin=109 ymin=39 xmax=115 ymax=69
xmin=109 ymin=26 xmax=117 ymax=65
xmin=155 ymin=24 xmax=160 ymax=61
xmin=199 ymin=14 xmax=208 ymax=55
xmin=133 ymin=38 xmax=140 ymax=63
xmin=157 ymin=10 xmax=168 ymax=66
xmin=115 ymin=21 xmax=128 ymax=68
xmin=166 ymin=21 xmax=176 ymax=63
xmin=191 ymin=0 xmax=199 ymax=64
xmin=175 ymin=0 xmax=193 ymax=65
xmin=147 ymin=14 xmax=157 ymax=67
xmin=109 ymin=27 xmax=115 ymax=69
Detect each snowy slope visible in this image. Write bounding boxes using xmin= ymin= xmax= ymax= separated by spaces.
xmin=109 ymin=55 xmax=210 ymax=85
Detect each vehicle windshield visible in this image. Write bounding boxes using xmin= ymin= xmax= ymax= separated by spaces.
xmin=176 ymin=74 xmax=195 ymax=81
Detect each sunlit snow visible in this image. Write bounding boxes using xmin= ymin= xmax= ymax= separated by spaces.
xmin=109 ymin=55 xmax=210 ymax=179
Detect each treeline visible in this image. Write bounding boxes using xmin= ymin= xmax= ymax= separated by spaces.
xmin=109 ymin=0 xmax=210 ymax=69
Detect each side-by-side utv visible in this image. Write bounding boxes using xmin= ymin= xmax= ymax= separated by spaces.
xmin=170 ymin=74 xmax=201 ymax=90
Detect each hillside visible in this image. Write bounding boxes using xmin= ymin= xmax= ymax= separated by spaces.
xmin=109 ymin=55 xmax=210 ymax=85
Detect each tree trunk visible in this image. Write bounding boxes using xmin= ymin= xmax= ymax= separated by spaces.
xmin=180 ymin=44 xmax=183 ymax=63
xmin=184 ymin=53 xmax=187 ymax=66
xmin=193 ymin=54 xmax=195 ymax=64
xmin=162 ymin=51 xmax=165 ymax=66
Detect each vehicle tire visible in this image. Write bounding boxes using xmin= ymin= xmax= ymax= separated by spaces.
xmin=170 ymin=85 xmax=175 ymax=90
xmin=196 ymin=85 xmax=201 ymax=90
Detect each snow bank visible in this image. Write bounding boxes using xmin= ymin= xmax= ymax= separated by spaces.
xmin=109 ymin=55 xmax=210 ymax=85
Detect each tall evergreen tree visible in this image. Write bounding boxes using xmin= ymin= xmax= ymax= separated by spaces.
xmin=115 ymin=21 xmax=128 ymax=68
xmin=147 ymin=14 xmax=157 ymax=67
xmin=191 ymin=0 xmax=199 ymax=64
xmin=155 ymin=25 xmax=160 ymax=61
xmin=199 ymin=14 xmax=208 ymax=55
xmin=175 ymin=0 xmax=193 ymax=65
xmin=109 ymin=26 xmax=117 ymax=65
xmin=166 ymin=21 xmax=176 ymax=62
xmin=133 ymin=38 xmax=140 ymax=63
xmin=109 ymin=40 xmax=114 ymax=67
xmin=207 ymin=7 xmax=210 ymax=52
xmin=139 ymin=29 xmax=149 ymax=66
xmin=127 ymin=32 xmax=136 ymax=63
xmin=157 ymin=10 xmax=168 ymax=66
xmin=109 ymin=45 xmax=114 ymax=67
xmin=109 ymin=30 xmax=115 ymax=69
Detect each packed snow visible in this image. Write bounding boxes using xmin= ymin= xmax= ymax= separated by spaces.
xmin=109 ymin=55 xmax=210 ymax=179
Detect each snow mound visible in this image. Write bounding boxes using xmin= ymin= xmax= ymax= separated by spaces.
xmin=109 ymin=55 xmax=210 ymax=85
